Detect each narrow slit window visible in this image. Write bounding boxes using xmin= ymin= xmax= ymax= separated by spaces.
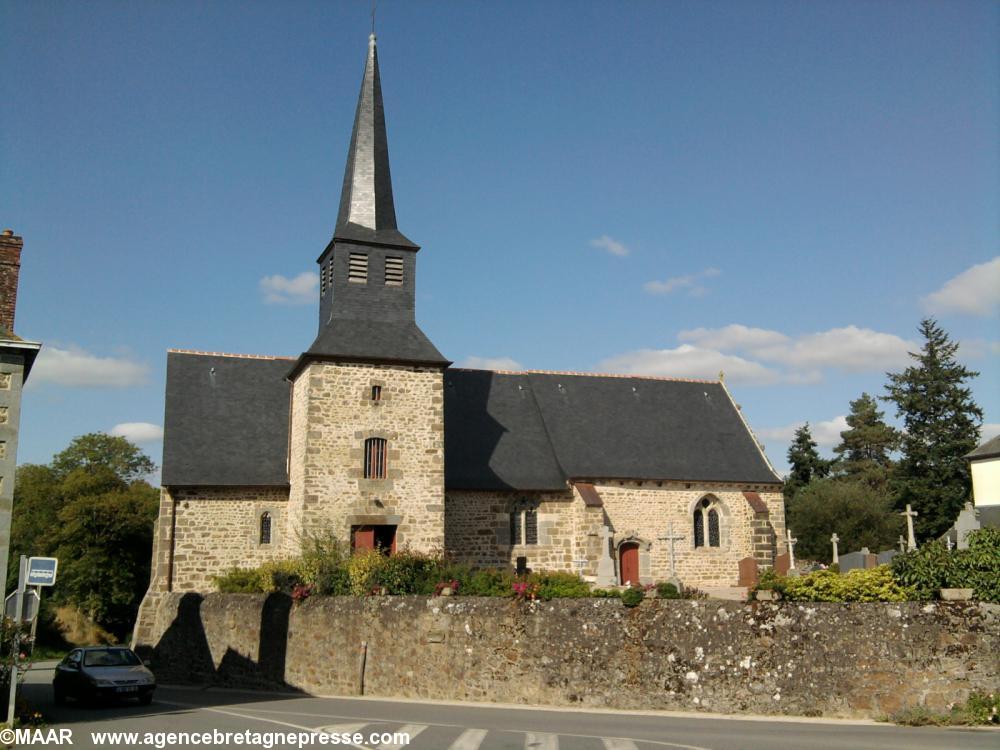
xmin=524 ymin=508 xmax=538 ymax=545
xmin=384 ymin=256 xmax=404 ymax=286
xmin=707 ymin=508 xmax=720 ymax=547
xmin=371 ymin=385 xmax=382 ymax=402
xmin=693 ymin=508 xmax=705 ymax=548
xmin=348 ymin=253 xmax=368 ymax=284
xmin=259 ymin=512 xmax=272 ymax=545
xmin=509 ymin=512 xmax=521 ymax=545
xmin=363 ymin=437 xmax=387 ymax=479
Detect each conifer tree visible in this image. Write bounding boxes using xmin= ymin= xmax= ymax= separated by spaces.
xmin=785 ymin=423 xmax=830 ymax=499
xmin=832 ymin=392 xmax=899 ymax=489
xmin=885 ymin=319 xmax=982 ymax=540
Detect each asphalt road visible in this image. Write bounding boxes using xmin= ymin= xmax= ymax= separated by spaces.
xmin=21 ymin=664 xmax=998 ymax=750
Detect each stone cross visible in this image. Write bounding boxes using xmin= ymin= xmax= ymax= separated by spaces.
xmin=946 ymin=536 xmax=954 ymax=552
xmin=898 ymin=535 xmax=906 ymax=553
xmin=830 ymin=533 xmax=840 ymax=565
xmin=657 ymin=521 xmax=686 ymax=580
xmin=786 ymin=528 xmax=798 ymax=571
xmin=900 ymin=504 xmax=918 ymax=551
xmin=594 ymin=525 xmax=616 ymax=587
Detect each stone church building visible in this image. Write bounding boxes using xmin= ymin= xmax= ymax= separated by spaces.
xmin=138 ymin=35 xmax=785 ymax=620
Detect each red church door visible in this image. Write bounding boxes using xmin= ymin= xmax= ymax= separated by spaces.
xmin=351 ymin=525 xmax=397 ymax=555
xmin=619 ymin=543 xmax=640 ymax=585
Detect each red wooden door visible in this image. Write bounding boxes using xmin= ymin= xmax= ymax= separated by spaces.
xmin=620 ymin=543 xmax=640 ymax=585
xmin=352 ymin=526 xmax=375 ymax=552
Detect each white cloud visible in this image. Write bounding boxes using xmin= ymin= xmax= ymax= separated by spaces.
xmin=679 ymin=324 xmax=914 ymax=374
xmin=110 ymin=422 xmax=164 ymax=444
xmin=980 ymin=423 xmax=1000 ymax=443
xmin=589 ymin=235 xmax=629 ymax=257
xmin=458 ymin=356 xmax=524 ymax=371
xmin=597 ymin=345 xmax=781 ymax=385
xmin=259 ymin=272 xmax=318 ymax=305
xmin=922 ymin=257 xmax=1000 ymax=317
xmin=680 ymin=324 xmax=789 ymax=351
xmin=758 ymin=416 xmax=848 ymax=449
xmin=644 ymin=267 xmax=721 ymax=297
xmin=30 ymin=346 xmax=149 ymax=388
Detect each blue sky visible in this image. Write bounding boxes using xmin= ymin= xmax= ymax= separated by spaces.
xmin=2 ymin=0 xmax=998 ymax=478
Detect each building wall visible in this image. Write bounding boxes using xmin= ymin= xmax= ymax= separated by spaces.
xmin=286 ymin=361 xmax=445 ymax=553
xmin=139 ymin=593 xmax=1000 ymax=720
xmin=0 ymin=353 xmax=26 ymax=589
xmin=445 ymin=481 xmax=784 ymax=588
xmin=971 ymin=458 xmax=1000 ymax=507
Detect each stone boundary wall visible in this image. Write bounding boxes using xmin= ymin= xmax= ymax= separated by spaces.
xmin=138 ymin=594 xmax=1000 ymax=719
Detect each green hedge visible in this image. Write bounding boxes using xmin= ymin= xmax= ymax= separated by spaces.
xmin=892 ymin=528 xmax=1000 ymax=602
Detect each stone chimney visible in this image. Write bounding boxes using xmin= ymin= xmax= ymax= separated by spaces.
xmin=0 ymin=230 xmax=23 ymax=335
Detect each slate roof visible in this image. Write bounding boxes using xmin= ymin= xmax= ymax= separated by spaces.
xmin=443 ymin=369 xmax=781 ymax=491
xmin=967 ymin=435 xmax=1000 ymax=462
xmin=333 ymin=34 xmax=417 ymax=250
xmin=161 ymin=351 xmax=292 ymax=486
xmin=163 ymin=361 xmax=780 ymax=489
xmin=298 ymin=318 xmax=448 ymax=374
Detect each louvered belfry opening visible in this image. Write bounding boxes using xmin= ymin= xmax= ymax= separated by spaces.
xmin=384 ymin=256 xmax=403 ymax=286
xmin=348 ymin=252 xmax=368 ymax=283
xmin=364 ymin=437 xmax=387 ymax=479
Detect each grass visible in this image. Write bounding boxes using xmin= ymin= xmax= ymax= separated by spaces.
xmin=884 ymin=692 xmax=1000 ymax=726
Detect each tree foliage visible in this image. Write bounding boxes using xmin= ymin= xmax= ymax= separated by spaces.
xmin=10 ymin=433 xmax=159 ymax=641
xmin=884 ymin=319 xmax=983 ymax=540
xmin=832 ymin=392 xmax=899 ymax=489
xmin=786 ymin=478 xmax=904 ymax=563
xmin=784 ymin=423 xmax=830 ymax=499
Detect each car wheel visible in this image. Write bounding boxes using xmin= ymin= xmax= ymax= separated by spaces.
xmin=139 ymin=693 xmax=153 ymax=706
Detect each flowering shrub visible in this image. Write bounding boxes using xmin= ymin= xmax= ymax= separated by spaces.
xmin=290 ymin=584 xmax=314 ymax=603
xmin=511 ymin=580 xmax=539 ymax=601
xmin=434 ymin=580 xmax=460 ymax=596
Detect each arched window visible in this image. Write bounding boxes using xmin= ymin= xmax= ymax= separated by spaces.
xmin=693 ymin=497 xmax=722 ymax=549
xmin=364 ymin=437 xmax=387 ymax=479
xmin=259 ymin=512 xmax=272 ymax=545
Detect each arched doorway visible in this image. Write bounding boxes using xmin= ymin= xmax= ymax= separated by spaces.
xmin=619 ymin=542 xmax=640 ymax=585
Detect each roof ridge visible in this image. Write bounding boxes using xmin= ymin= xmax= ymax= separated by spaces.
xmin=168 ymin=348 xmax=296 ymax=361
xmin=449 ymin=367 xmax=719 ymax=385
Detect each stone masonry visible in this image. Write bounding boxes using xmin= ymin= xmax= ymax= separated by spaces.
xmin=445 ymin=481 xmax=784 ymax=587
xmin=140 ymin=593 xmax=1000 ymax=719
xmin=286 ymin=361 xmax=445 ymax=553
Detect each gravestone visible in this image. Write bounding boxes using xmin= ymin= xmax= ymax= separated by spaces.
xmin=954 ymin=502 xmax=981 ymax=550
xmin=877 ymin=549 xmax=898 ymax=565
xmin=839 ymin=547 xmax=877 ymax=573
xmin=774 ymin=552 xmax=791 ymax=576
xmin=738 ymin=556 xmax=759 ymax=588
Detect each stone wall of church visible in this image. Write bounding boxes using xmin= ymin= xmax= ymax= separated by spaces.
xmin=444 ymin=490 xmax=591 ymax=570
xmin=286 ymin=362 xmax=445 ymax=553
xmin=165 ymin=486 xmax=291 ymax=592
xmin=592 ymin=481 xmax=785 ymax=588
xmin=445 ymin=482 xmax=784 ymax=589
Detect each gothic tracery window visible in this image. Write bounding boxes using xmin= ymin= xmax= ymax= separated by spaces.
xmin=693 ymin=497 xmax=722 ymax=549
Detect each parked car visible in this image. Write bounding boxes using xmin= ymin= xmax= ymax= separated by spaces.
xmin=53 ymin=647 xmax=155 ymax=705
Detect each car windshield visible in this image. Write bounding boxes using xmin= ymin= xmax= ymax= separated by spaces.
xmin=83 ymin=648 xmax=141 ymax=667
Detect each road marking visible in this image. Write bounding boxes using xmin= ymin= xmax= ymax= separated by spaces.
xmin=317 ymin=723 xmax=369 ymax=736
xmin=525 ymin=732 xmax=558 ymax=750
xmin=375 ymin=723 xmax=425 ymax=750
xmin=448 ymin=728 xmax=488 ymax=750
xmin=603 ymin=740 xmax=639 ymax=750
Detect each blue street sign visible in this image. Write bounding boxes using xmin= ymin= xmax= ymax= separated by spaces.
xmin=26 ymin=557 xmax=57 ymax=587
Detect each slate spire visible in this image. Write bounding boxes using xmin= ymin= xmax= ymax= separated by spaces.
xmin=334 ymin=33 xmax=416 ymax=248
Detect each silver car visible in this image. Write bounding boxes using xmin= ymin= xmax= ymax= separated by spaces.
xmin=53 ymin=647 xmax=156 ymax=705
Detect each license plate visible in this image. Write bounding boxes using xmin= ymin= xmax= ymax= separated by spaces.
xmin=115 ymin=686 xmax=138 ymax=693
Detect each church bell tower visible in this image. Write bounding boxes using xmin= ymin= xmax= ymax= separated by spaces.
xmin=285 ymin=34 xmax=448 ymax=555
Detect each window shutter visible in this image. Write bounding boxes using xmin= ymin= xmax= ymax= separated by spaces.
xmin=348 ymin=253 xmax=368 ymax=283
xmin=385 ymin=256 xmax=404 ymax=286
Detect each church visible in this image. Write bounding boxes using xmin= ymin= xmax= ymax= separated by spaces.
xmin=138 ymin=35 xmax=785 ymax=614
